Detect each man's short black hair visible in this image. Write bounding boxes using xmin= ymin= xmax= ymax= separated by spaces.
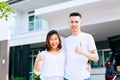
xmin=69 ymin=12 xmax=82 ymax=18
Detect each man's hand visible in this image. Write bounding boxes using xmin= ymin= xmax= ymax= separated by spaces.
xmin=74 ymin=42 xmax=85 ymax=55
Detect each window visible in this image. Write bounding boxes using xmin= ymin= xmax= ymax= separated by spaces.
xmin=90 ymin=50 xmax=103 ymax=68
xmin=28 ymin=11 xmax=43 ymax=31
xmin=90 ymin=49 xmax=112 ymax=68
xmin=28 ymin=15 xmax=43 ymax=31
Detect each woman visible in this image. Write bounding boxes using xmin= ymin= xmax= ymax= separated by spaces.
xmin=34 ymin=30 xmax=65 ymax=80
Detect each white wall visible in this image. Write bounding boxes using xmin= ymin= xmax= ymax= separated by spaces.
xmin=0 ymin=18 xmax=14 ymax=41
xmin=10 ymin=11 xmax=28 ymax=35
xmin=47 ymin=14 xmax=69 ymax=31
xmin=10 ymin=30 xmax=48 ymax=46
xmin=91 ymin=68 xmax=105 ymax=80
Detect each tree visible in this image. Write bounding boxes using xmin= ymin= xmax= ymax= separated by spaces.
xmin=0 ymin=1 xmax=14 ymax=20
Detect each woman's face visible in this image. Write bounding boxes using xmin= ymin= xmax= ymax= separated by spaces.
xmin=49 ymin=34 xmax=59 ymax=50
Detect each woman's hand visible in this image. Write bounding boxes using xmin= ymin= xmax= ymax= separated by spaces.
xmin=36 ymin=51 xmax=44 ymax=61
xmin=86 ymin=62 xmax=91 ymax=72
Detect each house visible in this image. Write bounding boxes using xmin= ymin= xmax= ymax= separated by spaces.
xmin=0 ymin=0 xmax=120 ymax=80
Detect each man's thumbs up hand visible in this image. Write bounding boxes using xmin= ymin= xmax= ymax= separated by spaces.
xmin=75 ymin=42 xmax=86 ymax=55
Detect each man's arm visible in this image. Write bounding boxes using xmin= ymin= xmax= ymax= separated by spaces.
xmin=75 ymin=43 xmax=99 ymax=62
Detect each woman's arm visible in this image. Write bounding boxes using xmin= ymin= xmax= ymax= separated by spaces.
xmin=34 ymin=51 xmax=44 ymax=72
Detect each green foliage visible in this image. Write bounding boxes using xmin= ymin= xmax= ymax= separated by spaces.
xmin=11 ymin=77 xmax=25 ymax=80
xmin=0 ymin=1 xmax=14 ymax=20
xmin=32 ymin=73 xmax=41 ymax=80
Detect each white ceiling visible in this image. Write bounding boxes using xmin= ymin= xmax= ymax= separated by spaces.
xmin=11 ymin=0 xmax=120 ymax=42
xmin=58 ymin=20 xmax=120 ymax=41
xmin=11 ymin=0 xmax=71 ymax=12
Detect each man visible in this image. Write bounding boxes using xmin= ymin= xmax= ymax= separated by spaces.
xmin=64 ymin=12 xmax=99 ymax=80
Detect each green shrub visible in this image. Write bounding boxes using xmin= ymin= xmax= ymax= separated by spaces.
xmin=32 ymin=73 xmax=41 ymax=80
xmin=11 ymin=77 xmax=25 ymax=80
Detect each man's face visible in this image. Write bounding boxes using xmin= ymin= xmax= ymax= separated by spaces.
xmin=69 ymin=16 xmax=82 ymax=33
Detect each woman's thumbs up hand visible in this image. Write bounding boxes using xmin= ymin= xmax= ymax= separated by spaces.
xmin=36 ymin=51 xmax=45 ymax=61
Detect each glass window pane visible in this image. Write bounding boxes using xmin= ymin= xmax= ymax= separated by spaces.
xmin=91 ymin=50 xmax=103 ymax=68
xmin=29 ymin=50 xmax=32 ymax=55
xmin=29 ymin=22 xmax=34 ymax=31
xmin=35 ymin=16 xmax=39 ymax=20
xmin=39 ymin=48 xmax=45 ymax=52
xmin=34 ymin=49 xmax=39 ymax=55
xmin=98 ymin=51 xmax=104 ymax=67
xmin=104 ymin=51 xmax=112 ymax=63
xmin=29 ymin=15 xmax=34 ymax=22
xmin=29 ymin=57 xmax=32 ymax=72
xmin=35 ymin=20 xmax=42 ymax=30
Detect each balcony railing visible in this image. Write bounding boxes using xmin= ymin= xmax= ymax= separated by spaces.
xmin=10 ymin=19 xmax=49 ymax=36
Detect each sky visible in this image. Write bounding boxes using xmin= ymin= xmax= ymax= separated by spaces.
xmin=0 ymin=0 xmax=8 ymax=1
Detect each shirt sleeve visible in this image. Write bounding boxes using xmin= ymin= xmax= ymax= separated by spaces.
xmin=88 ymin=35 xmax=97 ymax=51
xmin=61 ymin=38 xmax=68 ymax=54
xmin=34 ymin=69 xmax=40 ymax=75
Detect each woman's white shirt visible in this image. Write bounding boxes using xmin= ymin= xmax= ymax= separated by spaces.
xmin=38 ymin=50 xmax=65 ymax=79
